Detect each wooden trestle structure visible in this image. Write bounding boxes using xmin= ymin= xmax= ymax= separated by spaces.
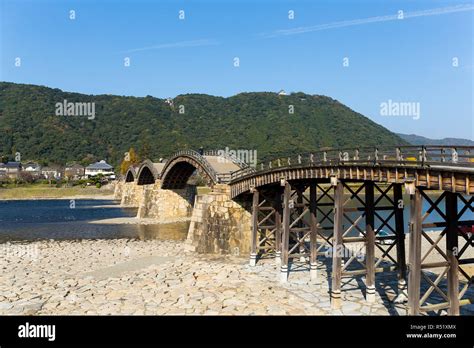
xmin=240 ymin=146 xmax=474 ymax=315
xmin=127 ymin=145 xmax=474 ymax=315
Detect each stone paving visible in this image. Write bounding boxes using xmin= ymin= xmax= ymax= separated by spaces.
xmin=0 ymin=239 xmax=472 ymax=315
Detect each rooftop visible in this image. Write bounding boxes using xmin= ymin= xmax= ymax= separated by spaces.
xmin=0 ymin=162 xmax=21 ymax=168
xmin=87 ymin=160 xmax=113 ymax=170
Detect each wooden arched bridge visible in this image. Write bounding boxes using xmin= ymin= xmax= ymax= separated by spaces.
xmin=126 ymin=149 xmax=247 ymax=187
xmin=118 ymin=145 xmax=474 ymax=315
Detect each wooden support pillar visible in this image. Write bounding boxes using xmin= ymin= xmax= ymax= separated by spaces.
xmin=331 ymin=179 xmax=343 ymax=309
xmin=280 ymin=182 xmax=291 ymax=282
xmin=365 ymin=181 xmax=376 ymax=303
xmin=297 ymin=187 xmax=305 ymax=262
xmin=394 ymin=183 xmax=408 ymax=303
xmin=249 ymin=189 xmax=259 ymax=266
xmin=309 ymin=183 xmax=318 ymax=282
xmin=408 ymin=188 xmax=422 ymax=315
xmin=446 ymin=192 xmax=460 ymax=315
xmin=274 ymin=189 xmax=282 ymax=266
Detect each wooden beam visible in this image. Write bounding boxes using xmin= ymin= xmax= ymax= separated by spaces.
xmin=394 ymin=183 xmax=408 ymax=302
xmin=310 ymin=182 xmax=318 ymax=281
xmin=249 ymin=189 xmax=259 ymax=266
xmin=331 ymin=179 xmax=344 ymax=309
xmin=408 ymin=188 xmax=422 ymax=315
xmin=280 ymin=181 xmax=291 ymax=282
xmin=274 ymin=188 xmax=283 ymax=265
xmin=297 ymin=187 xmax=306 ymax=262
xmin=445 ymin=192 xmax=460 ymax=315
xmin=365 ymin=181 xmax=376 ymax=303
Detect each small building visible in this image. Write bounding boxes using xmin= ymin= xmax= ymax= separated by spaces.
xmin=85 ymin=160 xmax=115 ymax=178
xmin=64 ymin=164 xmax=85 ymax=180
xmin=23 ymin=162 xmax=42 ymax=177
xmin=0 ymin=162 xmax=22 ymax=179
xmin=278 ymin=89 xmax=287 ymax=96
xmin=41 ymin=165 xmax=63 ymax=180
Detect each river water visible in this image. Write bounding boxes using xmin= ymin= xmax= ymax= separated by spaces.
xmin=0 ymin=199 xmax=189 ymax=243
xmin=0 ymin=194 xmax=471 ymax=243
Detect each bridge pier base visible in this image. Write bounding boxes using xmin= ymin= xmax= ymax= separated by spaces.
xmin=120 ymin=180 xmax=143 ymax=207
xmin=114 ymin=180 xmax=124 ymax=200
xmin=136 ymin=180 xmax=195 ymax=221
xmin=186 ymin=184 xmax=252 ymax=255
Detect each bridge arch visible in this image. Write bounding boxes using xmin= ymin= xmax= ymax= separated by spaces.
xmin=124 ymin=166 xmax=137 ymax=183
xmin=137 ymin=160 xmax=159 ymax=185
xmin=160 ymin=150 xmax=218 ymax=189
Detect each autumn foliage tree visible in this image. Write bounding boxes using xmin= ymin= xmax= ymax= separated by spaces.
xmin=120 ymin=147 xmax=139 ymax=174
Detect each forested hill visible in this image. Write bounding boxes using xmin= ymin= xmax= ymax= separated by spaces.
xmin=0 ymin=82 xmax=407 ymax=167
xmin=397 ymin=133 xmax=474 ymax=146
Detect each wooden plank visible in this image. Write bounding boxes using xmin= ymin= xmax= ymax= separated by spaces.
xmin=365 ymin=181 xmax=376 ymax=303
xmin=408 ymin=188 xmax=422 ymax=315
xmin=394 ymin=183 xmax=407 ymax=301
xmin=249 ymin=189 xmax=259 ymax=266
xmin=310 ymin=183 xmax=318 ymax=281
xmin=331 ymin=180 xmax=344 ymax=309
xmin=280 ymin=182 xmax=291 ymax=282
xmin=445 ymin=192 xmax=460 ymax=315
xmin=274 ymin=189 xmax=282 ymax=264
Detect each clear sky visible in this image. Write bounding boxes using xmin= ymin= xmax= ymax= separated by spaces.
xmin=1 ymin=0 xmax=473 ymax=140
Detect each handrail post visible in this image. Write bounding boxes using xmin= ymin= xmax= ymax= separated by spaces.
xmin=452 ymin=147 xmax=458 ymax=163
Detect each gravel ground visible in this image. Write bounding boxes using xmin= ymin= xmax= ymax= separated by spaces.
xmin=0 ymin=239 xmax=472 ymax=316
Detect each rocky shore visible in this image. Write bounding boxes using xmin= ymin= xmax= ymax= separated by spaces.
xmin=0 ymin=239 xmax=472 ymax=316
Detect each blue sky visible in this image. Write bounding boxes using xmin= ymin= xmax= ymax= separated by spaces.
xmin=1 ymin=0 xmax=473 ymax=139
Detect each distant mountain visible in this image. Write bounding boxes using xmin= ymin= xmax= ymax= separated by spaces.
xmin=0 ymin=82 xmax=408 ymax=167
xmin=397 ymin=133 xmax=474 ymax=146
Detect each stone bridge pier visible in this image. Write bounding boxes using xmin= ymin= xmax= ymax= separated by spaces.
xmin=120 ymin=181 xmax=143 ymax=207
xmin=185 ymin=184 xmax=252 ymax=255
xmin=136 ymin=180 xmax=196 ymax=221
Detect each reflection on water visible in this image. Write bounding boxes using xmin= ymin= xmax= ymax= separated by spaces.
xmin=0 ymin=199 xmax=189 ymax=243
xmin=136 ymin=222 xmax=190 ymax=241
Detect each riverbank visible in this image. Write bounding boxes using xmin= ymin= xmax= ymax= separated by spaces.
xmin=0 ymin=185 xmax=115 ymax=200
xmin=1 ymin=239 xmax=472 ymax=316
xmin=91 ymin=216 xmax=191 ymax=225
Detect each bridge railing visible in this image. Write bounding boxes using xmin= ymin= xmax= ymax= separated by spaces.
xmin=229 ymin=145 xmax=474 ymax=181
